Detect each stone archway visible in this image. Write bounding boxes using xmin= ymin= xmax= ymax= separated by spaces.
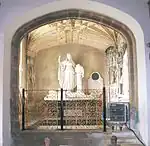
xmin=3 ymin=0 xmax=148 ymax=145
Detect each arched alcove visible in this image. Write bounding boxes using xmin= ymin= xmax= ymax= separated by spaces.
xmin=3 ymin=0 xmax=148 ymax=145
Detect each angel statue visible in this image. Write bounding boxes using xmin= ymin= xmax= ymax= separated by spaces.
xmin=58 ymin=53 xmax=76 ymax=90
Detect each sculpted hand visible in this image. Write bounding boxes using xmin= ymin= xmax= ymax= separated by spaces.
xmin=58 ymin=56 xmax=61 ymax=63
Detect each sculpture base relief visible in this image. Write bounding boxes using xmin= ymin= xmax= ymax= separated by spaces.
xmin=44 ymin=89 xmax=101 ymax=100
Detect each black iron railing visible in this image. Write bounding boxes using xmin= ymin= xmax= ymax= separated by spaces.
xmin=103 ymin=86 xmax=106 ymax=132
xmin=21 ymin=88 xmax=105 ymax=131
xmin=22 ymin=88 xmax=25 ymax=130
xmin=60 ymin=88 xmax=64 ymax=130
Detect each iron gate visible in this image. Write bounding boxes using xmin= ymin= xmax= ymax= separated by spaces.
xmin=20 ymin=88 xmax=106 ymax=131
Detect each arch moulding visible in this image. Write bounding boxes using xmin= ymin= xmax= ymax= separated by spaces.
xmin=3 ymin=0 xmax=148 ymax=145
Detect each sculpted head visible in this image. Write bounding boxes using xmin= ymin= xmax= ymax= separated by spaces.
xmin=111 ymin=135 xmax=117 ymax=144
xmin=66 ymin=53 xmax=72 ymax=60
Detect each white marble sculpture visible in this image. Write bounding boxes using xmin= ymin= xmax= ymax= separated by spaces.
xmin=44 ymin=53 xmax=94 ymax=100
xmin=75 ymin=64 xmax=84 ymax=91
xmin=58 ymin=53 xmax=76 ymax=90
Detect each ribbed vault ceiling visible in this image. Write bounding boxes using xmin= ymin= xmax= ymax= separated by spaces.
xmin=28 ymin=19 xmax=125 ymax=54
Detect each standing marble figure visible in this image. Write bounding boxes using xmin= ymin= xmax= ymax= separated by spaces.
xmin=75 ymin=64 xmax=84 ymax=91
xmin=58 ymin=53 xmax=76 ymax=90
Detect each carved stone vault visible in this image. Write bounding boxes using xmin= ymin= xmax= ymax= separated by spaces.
xmin=27 ymin=19 xmax=126 ymax=57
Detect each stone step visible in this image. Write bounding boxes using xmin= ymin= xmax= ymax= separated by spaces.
xmin=16 ymin=130 xmax=143 ymax=146
xmin=121 ymin=144 xmax=142 ymax=146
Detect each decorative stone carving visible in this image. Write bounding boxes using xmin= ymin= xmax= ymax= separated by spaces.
xmin=108 ymin=135 xmax=120 ymax=146
xmin=88 ymin=72 xmax=103 ymax=90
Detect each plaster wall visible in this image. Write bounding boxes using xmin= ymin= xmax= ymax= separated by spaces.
xmin=0 ymin=0 xmax=150 ymax=145
xmin=0 ymin=34 xmax=4 ymax=146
